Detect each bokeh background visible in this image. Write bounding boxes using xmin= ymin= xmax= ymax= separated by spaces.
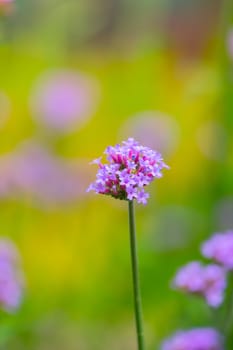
xmin=0 ymin=0 xmax=233 ymax=349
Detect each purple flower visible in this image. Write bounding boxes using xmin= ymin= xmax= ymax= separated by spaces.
xmin=201 ymin=231 xmax=233 ymax=270
xmin=29 ymin=70 xmax=100 ymax=133
xmin=161 ymin=328 xmax=223 ymax=350
xmin=87 ymin=138 xmax=168 ymax=204
xmin=0 ymin=239 xmax=24 ymax=312
xmin=172 ymin=261 xmax=226 ymax=307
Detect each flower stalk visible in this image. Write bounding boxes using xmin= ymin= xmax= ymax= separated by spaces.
xmin=128 ymin=200 xmax=145 ymax=350
xmin=87 ymin=138 xmax=168 ymax=349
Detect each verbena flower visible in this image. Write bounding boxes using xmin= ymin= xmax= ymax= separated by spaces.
xmin=161 ymin=328 xmax=224 ymax=350
xmin=172 ymin=261 xmax=226 ymax=307
xmin=201 ymin=231 xmax=233 ymax=270
xmin=0 ymin=239 xmax=24 ymax=312
xmin=87 ymin=138 xmax=168 ymax=205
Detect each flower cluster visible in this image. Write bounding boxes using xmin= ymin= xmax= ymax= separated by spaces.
xmin=161 ymin=230 xmax=233 ymax=349
xmin=0 ymin=239 xmax=24 ymax=312
xmin=161 ymin=328 xmax=223 ymax=350
xmin=173 ymin=261 xmax=226 ymax=307
xmin=87 ymin=138 xmax=168 ymax=204
xmin=201 ymin=230 xmax=233 ymax=270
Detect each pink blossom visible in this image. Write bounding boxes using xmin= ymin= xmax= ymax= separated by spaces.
xmin=172 ymin=261 xmax=226 ymax=307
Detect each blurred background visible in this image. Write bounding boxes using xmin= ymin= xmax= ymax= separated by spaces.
xmin=0 ymin=0 xmax=233 ymax=349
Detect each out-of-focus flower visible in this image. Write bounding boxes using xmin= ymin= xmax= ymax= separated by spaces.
xmin=201 ymin=231 xmax=233 ymax=270
xmin=227 ymin=28 xmax=233 ymax=60
xmin=0 ymin=141 xmax=91 ymax=207
xmin=87 ymin=138 xmax=168 ymax=205
xmin=161 ymin=328 xmax=223 ymax=350
xmin=0 ymin=238 xmax=24 ymax=312
xmin=29 ymin=70 xmax=100 ymax=133
xmin=0 ymin=0 xmax=13 ymax=2
xmin=12 ymin=141 xmax=89 ymax=206
xmin=0 ymin=0 xmax=14 ymax=15
xmin=120 ymin=112 xmax=179 ymax=157
xmin=172 ymin=261 xmax=226 ymax=307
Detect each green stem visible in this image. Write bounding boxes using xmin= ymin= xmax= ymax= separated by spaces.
xmin=128 ymin=200 xmax=145 ymax=350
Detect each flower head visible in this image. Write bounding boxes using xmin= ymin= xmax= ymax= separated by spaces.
xmin=172 ymin=261 xmax=226 ymax=307
xmin=161 ymin=328 xmax=223 ymax=350
xmin=201 ymin=230 xmax=233 ymax=270
xmin=87 ymin=138 xmax=168 ymax=204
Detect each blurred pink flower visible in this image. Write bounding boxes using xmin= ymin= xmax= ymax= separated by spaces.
xmin=172 ymin=261 xmax=226 ymax=308
xmin=29 ymin=70 xmax=100 ymax=133
xmin=161 ymin=328 xmax=223 ymax=350
xmin=13 ymin=141 xmax=89 ymax=205
xmin=0 ymin=238 xmax=24 ymax=312
xmin=201 ymin=230 xmax=233 ymax=270
xmin=0 ymin=140 xmax=92 ymax=207
xmin=0 ymin=0 xmax=14 ymax=15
